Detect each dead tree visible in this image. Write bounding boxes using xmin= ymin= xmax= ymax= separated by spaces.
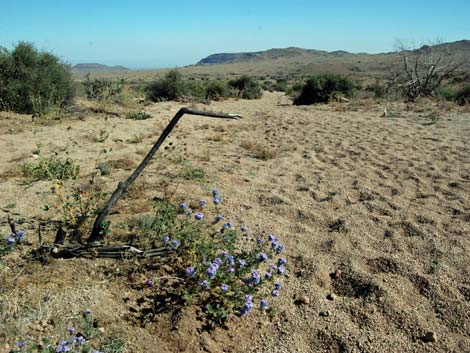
xmin=389 ymin=40 xmax=464 ymax=102
xmin=33 ymin=107 xmax=241 ymax=261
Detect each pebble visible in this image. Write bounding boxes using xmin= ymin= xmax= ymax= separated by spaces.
xmin=97 ymin=327 xmax=105 ymax=334
xmin=299 ymin=295 xmax=310 ymax=305
xmin=319 ymin=310 xmax=330 ymax=317
xmin=326 ymin=293 xmax=336 ymax=301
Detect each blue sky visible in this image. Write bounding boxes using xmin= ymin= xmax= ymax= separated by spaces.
xmin=1 ymin=0 xmax=469 ymax=68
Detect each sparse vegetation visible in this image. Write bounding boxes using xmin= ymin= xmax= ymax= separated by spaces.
xmin=0 ymin=42 xmax=74 ymax=115
xmin=19 ymin=156 xmax=80 ymax=181
xmin=204 ymin=80 xmax=229 ymax=100
xmin=293 ymin=74 xmax=355 ymax=105
xmin=146 ymin=69 xmax=188 ymax=102
xmin=126 ymin=111 xmax=153 ymax=120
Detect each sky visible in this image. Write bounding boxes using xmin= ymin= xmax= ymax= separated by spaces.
xmin=1 ymin=0 xmax=469 ymax=69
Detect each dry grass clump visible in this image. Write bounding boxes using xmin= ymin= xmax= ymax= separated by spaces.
xmin=240 ymin=141 xmax=277 ymax=160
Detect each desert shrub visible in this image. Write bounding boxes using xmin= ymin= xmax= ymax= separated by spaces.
xmin=455 ymin=86 xmax=470 ymax=105
xmin=134 ymin=189 xmax=286 ymax=329
xmin=293 ymin=74 xmax=354 ymax=105
xmin=228 ymin=76 xmax=263 ymax=99
xmin=83 ymin=74 xmax=125 ymax=102
xmin=435 ymin=86 xmax=459 ymax=101
xmin=0 ymin=42 xmax=74 ymax=115
xmin=146 ymin=69 xmax=188 ymax=101
xmin=205 ymin=80 xmax=229 ymax=100
xmin=126 ymin=111 xmax=153 ymax=120
xmin=20 ymin=156 xmax=80 ymax=181
xmin=366 ymin=81 xmax=388 ymax=98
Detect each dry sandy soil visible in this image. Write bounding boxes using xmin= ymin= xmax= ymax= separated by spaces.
xmin=0 ymin=92 xmax=469 ymax=352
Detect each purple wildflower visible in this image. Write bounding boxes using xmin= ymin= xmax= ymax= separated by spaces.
xmin=17 ymin=230 xmax=25 ymax=241
xmin=250 ymin=270 xmax=261 ymax=285
xmin=161 ymin=236 xmax=170 ymax=244
xmin=258 ymin=252 xmax=268 ymax=262
xmin=227 ymin=255 xmax=235 ymax=266
xmin=199 ymin=280 xmax=210 ymax=289
xmin=16 ymin=341 xmax=26 ymax=347
xmin=199 ymin=199 xmax=207 ymax=208
xmin=55 ymin=340 xmax=71 ymax=352
xmin=274 ymin=282 xmax=282 ymax=290
xmin=215 ymin=213 xmax=223 ymax=222
xmin=226 ymin=267 xmax=235 ymax=274
xmin=265 ymin=272 xmax=272 ymax=280
xmin=277 ymin=266 xmax=286 ymax=275
xmin=260 ymin=299 xmax=269 ymax=310
xmin=238 ymin=259 xmax=246 ymax=268
xmin=68 ymin=327 xmax=75 ymax=335
xmin=241 ymin=225 xmax=248 ymax=232
xmin=256 ymin=237 xmax=263 ymax=244
xmin=212 ymin=189 xmax=220 ymax=197
xmin=220 ymin=283 xmax=229 ymax=292
xmin=171 ymin=239 xmax=180 ymax=248
xmin=271 ymin=289 xmax=280 ymax=297
xmin=207 ymin=264 xmax=218 ymax=279
xmin=76 ymin=336 xmax=86 ymax=344
xmin=277 ymin=258 xmax=287 ymax=266
xmin=213 ymin=257 xmax=223 ymax=266
xmin=145 ymin=278 xmax=154 ymax=287
xmin=185 ymin=266 xmax=195 ymax=277
xmin=179 ymin=202 xmax=188 ymax=210
xmin=194 ymin=212 xmax=204 ymax=220
xmin=275 ymin=244 xmax=285 ymax=254
xmin=268 ymin=234 xmax=278 ymax=242
xmin=240 ymin=295 xmax=253 ymax=316
xmin=7 ymin=236 xmax=15 ymax=244
xmin=213 ymin=197 xmax=222 ymax=205
xmin=82 ymin=309 xmax=91 ymax=315
xmin=222 ymin=222 xmax=232 ymax=230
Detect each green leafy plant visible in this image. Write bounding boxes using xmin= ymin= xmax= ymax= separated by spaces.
xmin=204 ymin=81 xmax=229 ymax=100
xmin=20 ymin=157 xmax=80 ymax=181
xmin=134 ymin=189 xmax=286 ymax=330
xmin=0 ymin=42 xmax=74 ymax=115
xmin=126 ymin=111 xmax=153 ymax=120
xmin=293 ymin=74 xmax=355 ymax=105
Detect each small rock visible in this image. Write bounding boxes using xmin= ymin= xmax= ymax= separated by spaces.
xmin=420 ymin=331 xmax=437 ymax=343
xmin=299 ymin=295 xmax=310 ymax=305
xmin=97 ymin=327 xmax=105 ymax=334
xmin=319 ymin=310 xmax=330 ymax=317
xmin=326 ymin=293 xmax=336 ymax=301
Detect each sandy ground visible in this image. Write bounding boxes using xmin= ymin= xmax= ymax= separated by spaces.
xmin=1 ymin=92 xmax=469 ymax=352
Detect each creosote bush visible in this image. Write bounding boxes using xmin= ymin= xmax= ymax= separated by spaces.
xmin=135 ymin=188 xmax=286 ymax=329
xmin=146 ymin=69 xmax=187 ymax=102
xmin=293 ymin=74 xmax=355 ymax=105
xmin=228 ymin=75 xmax=263 ymax=99
xmin=0 ymin=42 xmax=74 ymax=115
xmin=83 ymin=74 xmax=124 ymax=102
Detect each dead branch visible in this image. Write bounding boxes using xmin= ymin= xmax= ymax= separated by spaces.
xmin=87 ymin=107 xmax=241 ymax=244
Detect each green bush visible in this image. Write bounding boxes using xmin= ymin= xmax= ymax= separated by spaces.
xmin=205 ymin=80 xmax=229 ymax=100
xmin=366 ymin=81 xmax=388 ymax=98
xmin=83 ymin=74 xmax=124 ymax=102
xmin=293 ymin=74 xmax=354 ymax=105
xmin=146 ymin=69 xmax=188 ymax=101
xmin=228 ymin=76 xmax=263 ymax=99
xmin=0 ymin=42 xmax=74 ymax=115
xmin=455 ymin=86 xmax=470 ymax=105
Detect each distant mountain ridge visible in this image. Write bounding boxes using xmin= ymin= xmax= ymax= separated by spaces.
xmin=196 ymin=40 xmax=470 ymax=66
xmin=72 ymin=63 xmax=129 ymax=73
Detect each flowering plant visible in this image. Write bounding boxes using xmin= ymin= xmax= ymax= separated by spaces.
xmin=141 ymin=188 xmax=287 ymax=329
